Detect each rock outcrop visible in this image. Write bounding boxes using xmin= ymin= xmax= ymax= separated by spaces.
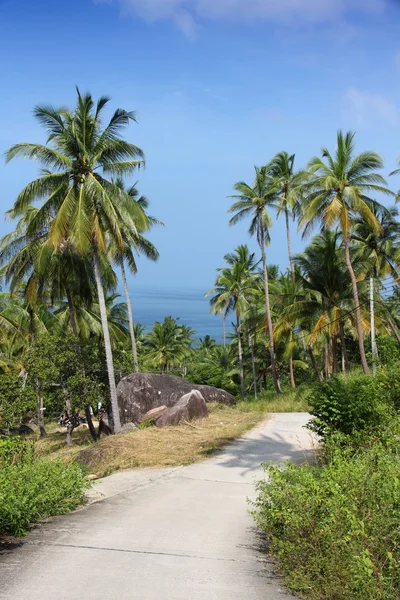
xmin=156 ymin=391 xmax=208 ymax=428
xmin=140 ymin=406 xmax=168 ymax=423
xmin=117 ymin=373 xmax=236 ymax=425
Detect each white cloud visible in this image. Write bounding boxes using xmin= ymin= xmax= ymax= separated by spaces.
xmin=342 ymin=88 xmax=399 ymax=127
xmin=94 ymin=0 xmax=386 ymax=37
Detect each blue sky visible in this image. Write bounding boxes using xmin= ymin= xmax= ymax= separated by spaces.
xmin=1 ymin=0 xmax=400 ymax=293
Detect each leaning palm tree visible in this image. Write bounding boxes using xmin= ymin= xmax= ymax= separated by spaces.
xmin=300 ymin=131 xmax=394 ymax=375
xmin=266 ymin=152 xmax=304 ymax=278
xmin=228 ymin=167 xmax=281 ymax=393
xmin=109 ymin=180 xmax=161 ymax=373
xmin=5 ymin=89 xmax=147 ymax=433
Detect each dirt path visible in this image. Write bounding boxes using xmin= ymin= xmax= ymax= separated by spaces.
xmin=0 ymin=413 xmax=316 ymax=600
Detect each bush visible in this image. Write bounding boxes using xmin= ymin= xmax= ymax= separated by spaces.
xmin=0 ymin=437 xmax=88 ymax=536
xmin=0 ymin=436 xmax=34 ymax=467
xmin=376 ymin=336 xmax=400 ymax=367
xmin=308 ymin=371 xmax=394 ymax=440
xmin=252 ymin=425 xmax=400 ymax=600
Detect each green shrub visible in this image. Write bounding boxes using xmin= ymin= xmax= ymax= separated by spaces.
xmin=252 ymin=428 xmax=400 ymax=600
xmin=0 ymin=439 xmax=88 ymax=536
xmin=376 ymin=336 xmax=400 ymax=367
xmin=308 ymin=371 xmax=393 ymax=440
xmin=0 ymin=436 xmax=34 ymax=467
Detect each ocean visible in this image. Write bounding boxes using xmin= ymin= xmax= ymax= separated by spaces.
xmin=128 ymin=287 xmax=226 ymax=342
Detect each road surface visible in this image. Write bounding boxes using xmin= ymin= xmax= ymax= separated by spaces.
xmin=0 ymin=413 xmax=316 ymax=600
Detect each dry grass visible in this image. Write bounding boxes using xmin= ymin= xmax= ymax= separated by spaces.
xmin=30 ymin=389 xmax=308 ymax=479
xmin=78 ymin=404 xmax=266 ymax=477
xmin=33 ymin=422 xmax=96 ymax=463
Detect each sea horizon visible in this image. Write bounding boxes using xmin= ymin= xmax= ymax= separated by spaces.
xmin=124 ymin=285 xmax=227 ymax=342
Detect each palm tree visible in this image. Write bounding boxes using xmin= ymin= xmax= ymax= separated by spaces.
xmin=5 ymin=89 xmax=147 ymax=433
xmin=266 ymin=152 xmax=304 ymax=278
xmin=352 ymin=204 xmax=400 ymax=373
xmin=206 ymin=245 xmax=257 ymax=399
xmin=109 ymin=181 xmax=161 ymax=373
xmin=294 ymin=231 xmax=355 ymax=375
xmin=145 ymin=317 xmax=194 ymax=373
xmin=228 ymin=167 xmax=281 ymax=393
xmin=198 ymin=335 xmax=217 ymax=354
xmin=300 ymin=131 xmax=394 ymax=375
xmin=274 ymin=272 xmax=309 ymax=388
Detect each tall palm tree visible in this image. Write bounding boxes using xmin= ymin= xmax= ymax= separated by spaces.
xmin=228 ymin=167 xmax=281 ymax=393
xmin=266 ymin=151 xmax=304 ymax=278
xmin=109 ymin=181 xmax=161 ymax=373
xmin=206 ymin=245 xmax=257 ymax=399
xmin=5 ymin=89 xmax=147 ymax=433
xmin=300 ymin=131 xmax=394 ymax=375
xmin=294 ymin=231 xmax=355 ymax=375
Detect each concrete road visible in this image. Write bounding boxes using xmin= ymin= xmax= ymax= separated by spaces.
xmin=0 ymin=413 xmax=316 ymax=600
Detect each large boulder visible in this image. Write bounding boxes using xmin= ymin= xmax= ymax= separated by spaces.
xmin=140 ymin=406 xmax=168 ymax=423
xmin=117 ymin=373 xmax=236 ymax=425
xmin=156 ymin=390 xmax=208 ymax=428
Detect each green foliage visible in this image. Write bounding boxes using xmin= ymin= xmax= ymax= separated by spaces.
xmin=252 ymin=423 xmax=400 ymax=600
xmin=0 ymin=371 xmax=36 ymax=431
xmin=376 ymin=335 xmax=400 ymax=367
xmin=0 ymin=437 xmax=88 ymax=536
xmin=187 ymin=363 xmax=238 ymax=395
xmin=0 ymin=435 xmax=34 ymax=467
xmin=307 ymin=371 xmax=394 ymax=439
xmin=0 ymin=459 xmax=88 ymax=536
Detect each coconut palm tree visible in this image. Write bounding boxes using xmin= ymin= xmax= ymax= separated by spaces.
xmin=294 ymin=230 xmax=361 ymax=375
xmin=228 ymin=167 xmax=281 ymax=393
xmin=145 ymin=317 xmax=194 ymax=373
xmin=206 ymin=245 xmax=257 ymax=399
xmin=266 ymin=152 xmax=304 ymax=278
xmin=300 ymin=131 xmax=394 ymax=375
xmin=5 ymin=89 xmax=147 ymax=433
xmin=109 ymin=181 xmax=161 ymax=373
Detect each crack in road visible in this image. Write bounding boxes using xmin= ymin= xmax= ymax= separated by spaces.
xmin=24 ymin=541 xmax=262 ymax=564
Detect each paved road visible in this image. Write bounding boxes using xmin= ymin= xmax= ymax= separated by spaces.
xmin=0 ymin=413 xmax=316 ymax=600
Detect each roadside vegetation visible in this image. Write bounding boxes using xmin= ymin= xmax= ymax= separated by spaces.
xmin=0 ymin=436 xmax=87 ymax=536
xmin=1 ymin=87 xmax=400 ymax=566
xmin=253 ymin=359 xmax=400 ymax=600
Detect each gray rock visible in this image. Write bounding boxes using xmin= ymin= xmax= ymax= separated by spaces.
xmin=156 ymin=390 xmax=208 ymax=428
xmin=117 ymin=373 xmax=236 ymax=425
xmin=140 ymin=406 xmax=168 ymax=423
xmin=120 ymin=423 xmax=139 ymax=434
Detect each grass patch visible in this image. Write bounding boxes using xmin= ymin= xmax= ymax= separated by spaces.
xmin=238 ymin=386 xmax=311 ymax=413
xmin=78 ymin=403 xmax=266 ymax=477
xmin=31 ymin=390 xmax=308 ymax=480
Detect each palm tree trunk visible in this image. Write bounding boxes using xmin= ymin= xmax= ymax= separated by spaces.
xmin=37 ymin=394 xmax=47 ymax=438
xmin=249 ymin=334 xmax=257 ymax=399
xmin=339 ymin=319 xmax=349 ymax=373
xmin=66 ymin=289 xmax=78 ymax=336
xmin=325 ymin=342 xmax=330 ymax=380
xmin=343 ymin=235 xmax=369 ymax=375
xmin=222 ymin=311 xmax=227 ymax=354
xmin=289 ymin=356 xmax=296 ymax=389
xmin=120 ymin=260 xmax=139 ymax=373
xmin=285 ymin=206 xmax=295 ymax=280
xmin=259 ymin=236 xmax=281 ymax=394
xmin=370 ymin=276 xmax=378 ymax=377
xmin=308 ymin=346 xmax=322 ymax=381
xmin=66 ymin=289 xmax=97 ymax=441
xmin=93 ymin=251 xmax=122 ymax=434
xmin=236 ymin=312 xmax=245 ymax=400
xmin=332 ymin=335 xmax=339 ymax=374
xmin=387 ymin=315 xmax=400 ymax=343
